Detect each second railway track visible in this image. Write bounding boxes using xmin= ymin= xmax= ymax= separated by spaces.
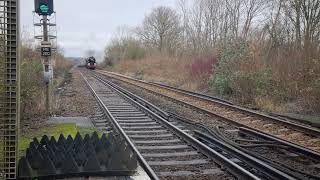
xmin=80 ymin=70 xmax=305 ymax=180
xmin=96 ymin=70 xmax=320 ymax=154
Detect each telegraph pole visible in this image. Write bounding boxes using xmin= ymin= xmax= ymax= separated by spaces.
xmin=34 ymin=0 xmax=55 ymax=114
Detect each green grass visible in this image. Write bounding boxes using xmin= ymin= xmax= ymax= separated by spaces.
xmin=19 ymin=123 xmax=101 ymax=158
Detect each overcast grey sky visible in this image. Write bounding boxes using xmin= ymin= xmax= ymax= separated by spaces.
xmin=21 ymin=0 xmax=176 ymax=58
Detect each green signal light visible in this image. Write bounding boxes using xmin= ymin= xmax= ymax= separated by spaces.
xmin=40 ymin=4 xmax=49 ymax=13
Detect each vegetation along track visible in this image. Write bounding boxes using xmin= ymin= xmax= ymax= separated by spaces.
xmin=79 ymin=69 xmax=301 ymax=180
xmin=96 ymin=70 xmax=320 ymax=153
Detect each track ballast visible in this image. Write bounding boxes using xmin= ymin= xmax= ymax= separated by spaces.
xmin=96 ymin=70 xmax=320 ymax=154
xmin=81 ymin=71 xmax=241 ymax=180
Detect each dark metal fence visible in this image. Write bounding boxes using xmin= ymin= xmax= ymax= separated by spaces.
xmin=0 ymin=0 xmax=19 ymax=179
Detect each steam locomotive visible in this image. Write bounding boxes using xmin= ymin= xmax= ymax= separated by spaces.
xmin=86 ymin=56 xmax=96 ymax=70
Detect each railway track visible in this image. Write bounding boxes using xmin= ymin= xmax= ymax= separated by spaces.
xmin=96 ymin=70 xmax=320 ymax=154
xmin=80 ymin=70 xmax=304 ymax=180
xmin=169 ymin=112 xmax=320 ymax=179
xmin=81 ymin=72 xmax=238 ymax=179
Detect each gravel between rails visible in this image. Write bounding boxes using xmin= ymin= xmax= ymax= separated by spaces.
xmin=245 ymin=146 xmax=320 ymax=177
xmin=98 ymin=72 xmax=320 ymax=178
xmin=99 ymin=71 xmax=320 ymax=153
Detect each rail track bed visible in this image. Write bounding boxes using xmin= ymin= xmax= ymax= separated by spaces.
xmin=81 ymin=69 xmax=317 ymax=180
xmin=96 ymin=70 xmax=320 ymax=154
xmin=78 ymin=69 xmax=320 ymax=179
xmin=81 ymin=71 xmax=239 ymax=180
xmin=169 ymin=112 xmax=320 ymax=179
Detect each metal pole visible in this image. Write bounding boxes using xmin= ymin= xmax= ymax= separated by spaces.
xmin=45 ymin=81 xmax=50 ymax=113
xmin=43 ymin=16 xmax=48 ymax=41
xmin=42 ymin=15 xmax=50 ymax=113
xmin=42 ymin=16 xmax=50 ymax=114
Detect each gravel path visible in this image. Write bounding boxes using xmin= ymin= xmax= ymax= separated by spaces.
xmin=52 ymin=68 xmax=97 ymax=117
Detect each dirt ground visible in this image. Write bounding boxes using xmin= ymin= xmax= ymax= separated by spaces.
xmin=52 ymin=68 xmax=96 ymax=117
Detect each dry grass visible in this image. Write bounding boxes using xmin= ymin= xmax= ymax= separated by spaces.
xmin=110 ymin=52 xmax=218 ymax=92
xmin=227 ymin=41 xmax=320 ymax=114
xmin=108 ymin=42 xmax=320 ymax=115
xmin=20 ymin=46 xmax=74 ymax=117
xmin=111 ymin=55 xmax=203 ymax=91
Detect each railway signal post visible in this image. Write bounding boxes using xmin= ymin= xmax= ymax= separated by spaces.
xmin=34 ymin=0 xmax=55 ymax=113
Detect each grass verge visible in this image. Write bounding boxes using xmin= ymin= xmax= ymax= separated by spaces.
xmin=19 ymin=123 xmax=101 ymax=158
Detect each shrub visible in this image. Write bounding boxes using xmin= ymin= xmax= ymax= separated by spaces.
xmin=187 ymin=52 xmax=218 ymax=87
xmin=54 ymin=53 xmax=73 ymax=77
xmin=20 ymin=45 xmax=73 ymax=117
xmin=300 ymin=74 xmax=320 ymax=112
xmin=20 ymin=59 xmax=45 ymax=114
xmin=210 ymin=41 xmax=249 ymax=95
xmin=210 ymin=73 xmax=231 ymax=95
xmin=231 ymin=68 xmax=273 ymax=103
xmin=210 ymin=41 xmax=281 ymax=105
xmin=219 ymin=41 xmax=248 ymax=64
xmin=105 ymin=37 xmax=146 ymax=64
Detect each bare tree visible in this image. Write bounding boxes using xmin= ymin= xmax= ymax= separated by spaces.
xmin=266 ymin=0 xmax=284 ymax=48
xmin=225 ymin=0 xmax=242 ymax=39
xmin=177 ymin=0 xmax=191 ymax=52
xmin=283 ymin=0 xmax=303 ymax=48
xmin=242 ymin=0 xmax=267 ymax=38
xmin=114 ymin=25 xmax=134 ymax=42
xmin=137 ymin=6 xmax=181 ymax=54
xmin=105 ymin=0 xmax=320 ymax=60
xmin=301 ymin=0 xmax=320 ymax=48
xmin=282 ymin=0 xmax=320 ymax=49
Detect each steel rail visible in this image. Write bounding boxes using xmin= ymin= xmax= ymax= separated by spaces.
xmin=149 ymin=81 xmax=234 ymax=105
xmin=239 ymin=127 xmax=320 ymax=161
xmin=169 ymin=101 xmax=320 ymax=162
xmin=168 ymin=112 xmax=311 ymax=179
xmin=90 ymin=71 xmax=260 ymax=180
xmin=95 ymin=71 xmax=320 ymax=156
xmin=194 ymin=131 xmax=296 ymax=180
xmin=80 ymin=72 xmax=159 ymax=180
xmin=170 ymin=112 xmax=319 ymax=179
xmin=98 ymin=70 xmax=320 ymax=137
